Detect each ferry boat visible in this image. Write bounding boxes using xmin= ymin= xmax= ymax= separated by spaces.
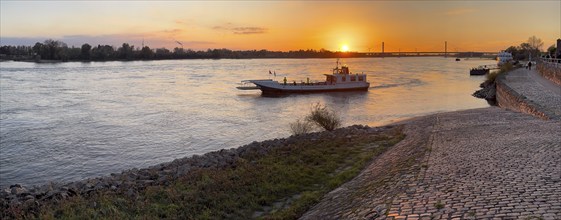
xmin=237 ymin=61 xmax=370 ymax=95
xmin=469 ymin=65 xmax=490 ymax=75
xmin=497 ymin=51 xmax=513 ymax=65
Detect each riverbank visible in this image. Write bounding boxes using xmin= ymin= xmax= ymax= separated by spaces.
xmin=496 ymin=68 xmax=561 ymax=120
xmin=0 ymin=125 xmax=404 ymax=219
xmin=474 ymin=63 xmax=561 ymax=120
xmin=5 ymin=105 xmax=559 ymax=219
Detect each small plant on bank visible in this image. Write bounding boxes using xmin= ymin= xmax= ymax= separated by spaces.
xmin=289 ymin=118 xmax=315 ymax=135
xmin=486 ymin=62 xmax=514 ymax=83
xmin=306 ymin=103 xmax=341 ymax=131
xmin=434 ymin=200 xmax=444 ymax=209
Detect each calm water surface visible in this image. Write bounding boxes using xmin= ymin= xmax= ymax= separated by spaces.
xmin=0 ymin=57 xmax=492 ymax=187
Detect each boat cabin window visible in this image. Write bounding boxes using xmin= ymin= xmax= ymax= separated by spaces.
xmin=342 ymin=66 xmax=349 ymax=74
xmin=358 ymin=76 xmax=364 ymax=81
xmin=326 ymin=75 xmax=336 ymax=84
xmin=341 ymin=76 xmax=346 ymax=82
xmin=350 ymin=75 xmax=356 ymax=81
xmin=332 ymin=66 xmax=350 ymax=75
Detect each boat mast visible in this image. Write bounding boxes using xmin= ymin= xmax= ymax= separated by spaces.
xmin=336 ymin=58 xmax=339 ymax=69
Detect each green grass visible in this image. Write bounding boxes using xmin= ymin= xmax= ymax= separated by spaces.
xmin=5 ymin=126 xmax=405 ymax=219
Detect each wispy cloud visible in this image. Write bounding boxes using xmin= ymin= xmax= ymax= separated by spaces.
xmin=212 ymin=23 xmax=268 ymax=35
xmin=163 ymin=29 xmax=183 ymax=34
xmin=445 ymin=8 xmax=475 ymax=16
xmin=232 ymin=27 xmax=267 ymax=35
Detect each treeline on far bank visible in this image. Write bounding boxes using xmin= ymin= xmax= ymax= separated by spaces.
xmin=0 ymin=39 xmax=363 ymax=62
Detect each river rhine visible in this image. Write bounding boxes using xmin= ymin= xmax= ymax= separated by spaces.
xmin=0 ymin=57 xmax=492 ymax=187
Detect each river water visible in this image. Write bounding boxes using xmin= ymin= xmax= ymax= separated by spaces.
xmin=0 ymin=57 xmax=492 ymax=187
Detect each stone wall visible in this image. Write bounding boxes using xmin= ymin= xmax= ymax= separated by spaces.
xmin=495 ymin=74 xmax=549 ymax=120
xmin=536 ymin=62 xmax=561 ymax=86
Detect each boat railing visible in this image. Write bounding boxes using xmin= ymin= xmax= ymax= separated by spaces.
xmin=278 ymin=80 xmax=333 ymax=86
xmin=242 ymin=79 xmax=272 ymax=82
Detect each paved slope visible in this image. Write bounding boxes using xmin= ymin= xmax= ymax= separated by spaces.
xmin=302 ymin=107 xmax=561 ymax=220
xmin=502 ymin=68 xmax=561 ymax=119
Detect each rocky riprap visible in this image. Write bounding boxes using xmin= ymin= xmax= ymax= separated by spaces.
xmin=0 ymin=124 xmax=386 ymax=216
xmin=472 ymin=80 xmax=496 ymax=103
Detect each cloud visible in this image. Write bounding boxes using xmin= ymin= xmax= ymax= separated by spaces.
xmin=163 ymin=29 xmax=183 ymax=34
xmin=1 ymin=37 xmax=46 ymax=46
xmin=232 ymin=27 xmax=268 ymax=35
xmin=212 ymin=23 xmax=268 ymax=35
xmin=445 ymin=8 xmax=475 ymax=16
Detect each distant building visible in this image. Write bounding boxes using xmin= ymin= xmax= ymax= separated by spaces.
xmin=557 ymin=39 xmax=561 ymax=58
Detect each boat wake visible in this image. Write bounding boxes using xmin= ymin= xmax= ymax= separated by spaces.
xmin=371 ymin=79 xmax=423 ymax=89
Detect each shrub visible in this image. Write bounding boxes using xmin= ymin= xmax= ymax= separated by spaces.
xmin=289 ymin=119 xmax=315 ymax=135
xmin=434 ymin=200 xmax=444 ymax=209
xmin=485 ymin=71 xmax=500 ymax=83
xmin=306 ymin=103 xmax=341 ymax=131
xmin=486 ymin=62 xmax=514 ymax=83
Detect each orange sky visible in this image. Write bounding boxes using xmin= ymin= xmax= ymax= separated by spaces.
xmin=1 ymin=1 xmax=560 ymax=52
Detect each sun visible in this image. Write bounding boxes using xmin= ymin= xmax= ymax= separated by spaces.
xmin=341 ymin=45 xmax=349 ymax=52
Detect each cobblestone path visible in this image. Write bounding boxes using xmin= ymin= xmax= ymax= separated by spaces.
xmin=301 ymin=107 xmax=561 ymax=220
xmin=502 ymin=68 xmax=561 ymax=119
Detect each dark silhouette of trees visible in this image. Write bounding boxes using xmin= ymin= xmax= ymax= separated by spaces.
xmin=81 ymin=44 xmax=92 ymax=60
xmin=1 ymin=38 xmax=376 ymax=62
xmin=547 ymin=45 xmax=556 ymax=57
xmin=118 ymin=43 xmax=134 ymax=60
xmin=0 ymin=45 xmax=32 ymax=56
xmin=63 ymin=46 xmax=80 ymax=61
xmin=526 ymin=36 xmax=543 ymax=60
xmin=140 ymin=46 xmax=154 ymax=59
xmin=32 ymin=42 xmax=47 ymax=59
xmin=527 ymin=36 xmax=543 ymax=51
xmin=155 ymin=48 xmax=171 ymax=59
xmin=504 ymin=36 xmax=546 ymax=61
xmin=91 ymin=45 xmax=115 ymax=61
xmin=43 ymin=39 xmax=67 ymax=60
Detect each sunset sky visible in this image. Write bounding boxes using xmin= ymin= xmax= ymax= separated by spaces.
xmin=1 ymin=1 xmax=560 ymax=52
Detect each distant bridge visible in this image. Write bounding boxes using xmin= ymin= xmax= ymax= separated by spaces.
xmin=357 ymin=51 xmax=498 ymax=58
xmin=360 ymin=41 xmax=499 ymax=58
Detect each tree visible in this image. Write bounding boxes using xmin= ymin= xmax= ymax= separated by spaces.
xmin=81 ymin=43 xmax=92 ymax=60
xmin=527 ymin=36 xmax=543 ymax=51
xmin=547 ymin=44 xmax=556 ymax=57
xmin=140 ymin=46 xmax=153 ymax=59
xmin=91 ymin=45 xmax=115 ymax=60
xmin=63 ymin=46 xmax=81 ymax=61
xmin=155 ymin=48 xmax=171 ymax=59
xmin=32 ymin=42 xmax=47 ymax=59
xmin=526 ymin=36 xmax=543 ymax=60
xmin=505 ymin=46 xmax=519 ymax=60
xmin=43 ymin=39 xmax=66 ymax=60
xmin=118 ymin=43 xmax=134 ymax=60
